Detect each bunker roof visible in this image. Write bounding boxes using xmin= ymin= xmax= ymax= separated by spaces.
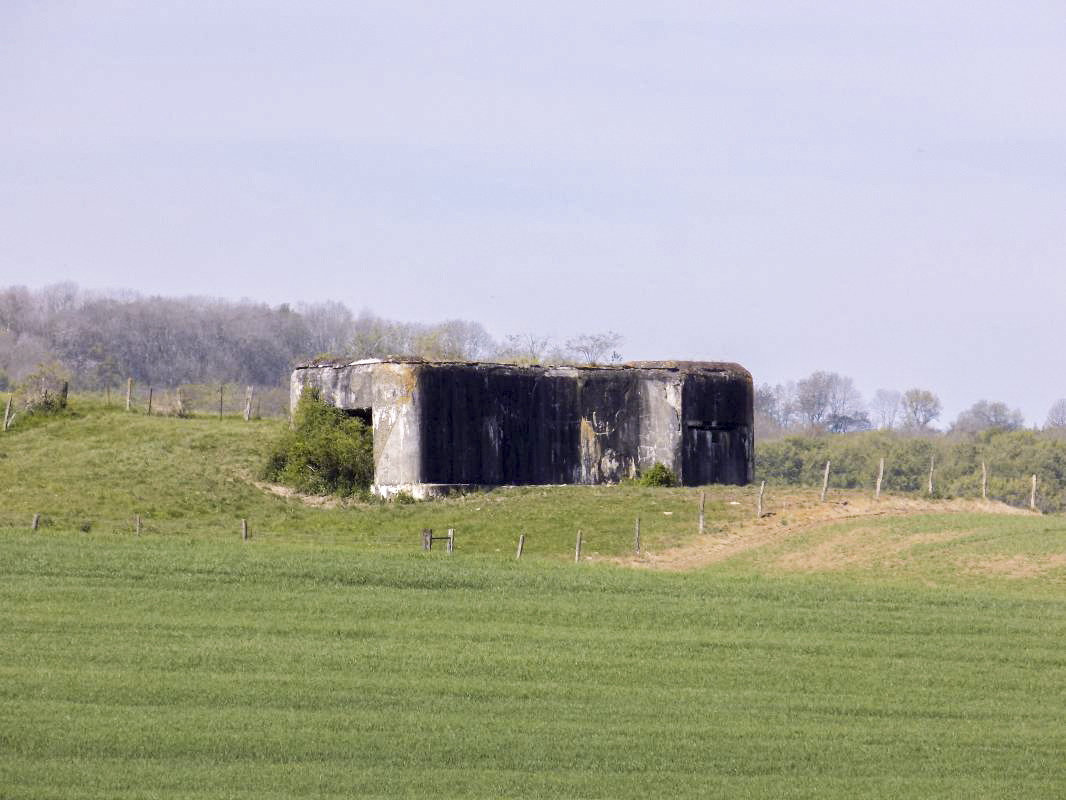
xmin=294 ymin=357 xmax=750 ymax=380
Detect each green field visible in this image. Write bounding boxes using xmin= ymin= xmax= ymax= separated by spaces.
xmin=2 ymin=403 xmax=1066 ymax=798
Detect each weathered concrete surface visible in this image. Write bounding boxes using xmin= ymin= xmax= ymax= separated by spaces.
xmin=291 ymin=358 xmax=753 ymax=497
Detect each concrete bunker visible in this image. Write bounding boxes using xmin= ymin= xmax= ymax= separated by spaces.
xmin=290 ymin=358 xmax=754 ymax=498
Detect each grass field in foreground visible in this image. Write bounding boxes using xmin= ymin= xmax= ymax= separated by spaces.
xmin=2 ymin=532 xmax=1066 ymax=799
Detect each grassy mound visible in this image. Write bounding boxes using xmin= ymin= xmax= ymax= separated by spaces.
xmin=0 ymin=397 xmax=750 ymax=556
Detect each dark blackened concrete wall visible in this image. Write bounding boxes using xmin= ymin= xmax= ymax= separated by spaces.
xmin=680 ymin=371 xmax=754 ymax=485
xmin=417 ymin=366 xmax=654 ymax=486
xmin=291 ymin=359 xmax=753 ymax=495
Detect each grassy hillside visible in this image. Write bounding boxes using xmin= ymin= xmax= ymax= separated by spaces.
xmin=716 ymin=512 xmax=1066 ymax=592
xmin=2 ymin=401 xmax=1066 ymax=797
xmin=0 ymin=398 xmax=751 ymax=557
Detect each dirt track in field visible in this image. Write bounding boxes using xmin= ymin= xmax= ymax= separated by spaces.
xmin=615 ymin=492 xmax=1029 ymax=572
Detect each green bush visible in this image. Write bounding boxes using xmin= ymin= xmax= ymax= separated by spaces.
xmin=261 ymin=388 xmax=373 ymax=496
xmin=391 ymin=490 xmax=416 ymax=505
xmin=16 ymin=361 xmax=71 ymax=415
xmin=639 ymin=462 xmax=677 ymax=487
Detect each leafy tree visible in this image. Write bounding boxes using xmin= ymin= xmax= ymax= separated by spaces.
xmin=901 ymin=388 xmax=941 ymax=430
xmin=14 ymin=360 xmax=71 ymax=415
xmin=950 ymin=400 xmax=1024 ymax=434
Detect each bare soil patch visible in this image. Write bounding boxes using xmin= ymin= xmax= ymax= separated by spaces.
xmin=248 ymin=475 xmax=346 ymax=508
xmin=774 ymin=527 xmax=973 ymax=573
xmin=959 ymin=553 xmax=1066 ymax=579
xmin=614 ymin=491 xmax=1027 ymax=572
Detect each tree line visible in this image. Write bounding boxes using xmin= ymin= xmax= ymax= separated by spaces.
xmin=0 ymin=283 xmax=623 ymax=391
xmin=757 ymin=371 xmax=1066 ymax=438
xmin=756 ymin=370 xmax=1066 ymax=513
xmin=757 ymin=429 xmax=1066 ymax=512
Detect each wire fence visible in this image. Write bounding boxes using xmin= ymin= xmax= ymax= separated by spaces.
xmin=80 ymin=382 xmax=290 ymax=419
xmin=0 ymin=510 xmax=417 ymax=548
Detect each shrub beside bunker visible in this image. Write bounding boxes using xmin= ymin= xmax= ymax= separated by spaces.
xmin=261 ymin=387 xmax=373 ymax=496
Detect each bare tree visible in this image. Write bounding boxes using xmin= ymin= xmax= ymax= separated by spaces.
xmin=348 ymin=313 xmax=404 ymax=359
xmin=795 ymin=371 xmax=863 ymax=430
xmin=298 ymin=301 xmax=353 ymax=357
xmin=499 ymin=333 xmax=552 ymax=365
xmin=794 ymin=371 xmax=834 ymax=427
xmin=870 ymin=389 xmax=902 ymax=429
xmin=755 ymin=383 xmax=782 ymax=422
xmin=414 ymin=319 xmax=495 ymax=361
xmin=824 ymin=374 xmax=868 ymax=432
xmin=1045 ymin=399 xmax=1066 ymax=429
xmin=0 ymin=286 xmax=34 ymax=337
xmin=901 ymin=388 xmax=942 ymax=430
xmin=564 ymin=332 xmax=623 ymax=365
xmin=755 ymin=381 xmax=805 ymax=438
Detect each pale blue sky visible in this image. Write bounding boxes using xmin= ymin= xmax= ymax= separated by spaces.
xmin=2 ymin=1 xmax=1064 ymax=424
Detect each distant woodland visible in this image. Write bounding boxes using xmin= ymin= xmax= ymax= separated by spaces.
xmin=0 ymin=283 xmax=622 ymax=391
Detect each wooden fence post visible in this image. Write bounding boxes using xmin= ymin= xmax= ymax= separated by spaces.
xmin=422 ymin=528 xmax=432 ymax=551
xmin=31 ymin=513 xmax=40 ymax=531
xmin=757 ymin=480 xmax=766 ymax=518
xmin=516 ymin=533 xmax=525 ymax=559
xmin=134 ymin=514 xmax=141 ymax=535
xmin=1030 ymin=474 xmax=1037 ymax=511
xmin=634 ymin=517 xmax=641 ymax=555
xmin=447 ymin=528 xmax=454 ymax=554
xmin=219 ymin=384 xmax=224 ymax=419
xmin=126 ymin=378 xmax=133 ymax=411
xmin=981 ymin=461 xmax=988 ymax=500
xmin=147 ymin=387 xmax=153 ymax=416
xmin=243 ymin=387 xmax=254 ymax=421
xmin=241 ymin=519 xmax=249 ymax=541
xmin=875 ymin=458 xmax=884 ymax=499
xmin=59 ymin=381 xmax=68 ymax=409
xmin=575 ymin=530 xmax=582 ymax=563
xmin=175 ymin=387 xmax=185 ymax=417
xmin=928 ymin=456 xmax=935 ymax=495
xmin=698 ymin=491 xmax=706 ymax=534
xmin=3 ymin=395 xmax=11 ymax=432
xmin=820 ymin=460 xmax=831 ymax=502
